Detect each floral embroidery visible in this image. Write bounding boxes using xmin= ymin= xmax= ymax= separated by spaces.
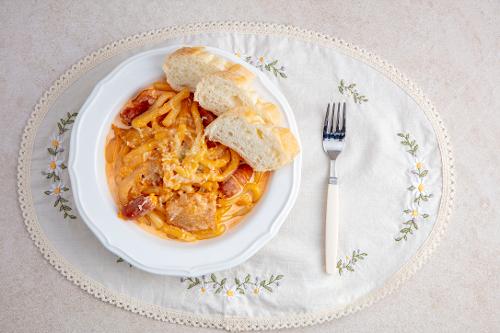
xmin=395 ymin=133 xmax=433 ymax=241
xmin=49 ymin=133 xmax=64 ymax=154
xmin=336 ymin=250 xmax=368 ymax=275
xmin=402 ymin=204 xmax=430 ymax=227
xmin=42 ymin=112 xmax=78 ymax=219
xmin=237 ymin=53 xmax=287 ymax=79
xmin=408 ymin=179 xmax=433 ymax=205
xmin=181 ymin=273 xmax=283 ymax=296
xmin=338 ymin=79 xmax=368 ymax=104
xmin=46 ymin=155 xmax=65 ymax=177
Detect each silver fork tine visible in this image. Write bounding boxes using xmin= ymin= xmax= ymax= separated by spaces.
xmin=329 ymin=102 xmax=335 ymax=135
xmin=335 ymin=103 xmax=341 ymax=133
xmin=342 ymin=102 xmax=346 ymax=133
xmin=323 ymin=103 xmax=330 ymax=138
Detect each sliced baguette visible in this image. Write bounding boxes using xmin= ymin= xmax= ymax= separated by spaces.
xmin=194 ymin=65 xmax=283 ymax=125
xmin=194 ymin=64 xmax=257 ymax=116
xmin=163 ymin=47 xmax=229 ymax=92
xmin=254 ymin=100 xmax=283 ymax=125
xmin=204 ymin=107 xmax=299 ymax=171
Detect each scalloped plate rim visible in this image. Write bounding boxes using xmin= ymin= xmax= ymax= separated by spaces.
xmin=68 ymin=44 xmax=302 ymax=276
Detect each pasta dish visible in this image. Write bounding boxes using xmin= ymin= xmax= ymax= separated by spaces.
xmin=105 ymin=81 xmax=269 ymax=241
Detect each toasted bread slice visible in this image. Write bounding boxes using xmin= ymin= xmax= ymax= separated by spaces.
xmin=163 ymin=47 xmax=229 ymax=92
xmin=204 ymin=107 xmax=299 ymax=171
xmin=194 ymin=64 xmax=257 ymax=116
xmin=194 ymin=64 xmax=283 ymax=125
xmin=255 ymin=100 xmax=284 ymax=125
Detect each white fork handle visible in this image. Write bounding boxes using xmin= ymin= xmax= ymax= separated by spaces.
xmin=325 ymin=183 xmax=339 ymax=274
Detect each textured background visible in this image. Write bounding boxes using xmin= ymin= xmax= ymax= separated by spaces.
xmin=1 ymin=1 xmax=499 ymax=332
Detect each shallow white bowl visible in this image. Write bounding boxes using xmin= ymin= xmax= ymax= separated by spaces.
xmin=69 ymin=45 xmax=301 ymax=276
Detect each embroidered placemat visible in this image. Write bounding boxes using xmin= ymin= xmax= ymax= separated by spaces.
xmin=17 ymin=22 xmax=454 ymax=331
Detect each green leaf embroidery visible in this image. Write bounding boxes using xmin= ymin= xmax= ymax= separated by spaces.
xmin=414 ymin=193 xmax=434 ymax=204
xmin=338 ymin=79 xmax=368 ymax=104
xmin=181 ymin=273 xmax=284 ymax=296
xmin=397 ymin=132 xmax=419 ymax=156
xmin=395 ymin=133 xmax=433 ymax=242
xmin=336 ymin=250 xmax=368 ymax=276
xmin=239 ymin=53 xmax=287 ymax=79
xmin=56 ymin=112 xmax=78 ymax=135
xmin=262 ymin=285 xmax=273 ymax=292
xmin=43 ymin=112 xmax=79 ymax=220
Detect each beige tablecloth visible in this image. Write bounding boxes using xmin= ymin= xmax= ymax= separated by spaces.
xmin=1 ymin=1 xmax=499 ymax=332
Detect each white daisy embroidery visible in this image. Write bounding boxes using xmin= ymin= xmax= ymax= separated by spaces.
xmin=48 ymin=181 xmax=67 ymax=196
xmin=403 ymin=203 xmax=430 ymax=222
xmin=224 ymin=285 xmax=238 ymax=300
xmin=408 ymin=157 xmax=429 ymax=178
xmin=49 ymin=133 xmax=64 ymax=153
xmin=181 ymin=273 xmax=284 ymax=296
xmin=408 ymin=173 xmax=433 ymax=205
xmin=42 ymin=113 xmax=78 ymax=219
xmin=414 ymin=159 xmax=424 ymax=172
xmin=395 ymin=132 xmax=434 ymax=242
xmin=196 ymin=277 xmax=208 ymax=295
xmin=47 ymin=156 xmax=65 ymax=175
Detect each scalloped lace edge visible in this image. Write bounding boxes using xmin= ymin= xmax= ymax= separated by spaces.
xmin=17 ymin=21 xmax=455 ymax=332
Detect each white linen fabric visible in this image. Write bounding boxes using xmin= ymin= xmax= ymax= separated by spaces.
xmin=17 ymin=22 xmax=454 ymax=331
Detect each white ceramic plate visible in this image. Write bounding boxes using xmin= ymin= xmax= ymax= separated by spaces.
xmin=69 ymin=45 xmax=302 ymax=276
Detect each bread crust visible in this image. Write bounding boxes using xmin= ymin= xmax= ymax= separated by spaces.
xmin=163 ymin=47 xmax=299 ymax=171
xmin=204 ymin=107 xmax=299 ymax=171
xmin=163 ymin=47 xmax=230 ymax=91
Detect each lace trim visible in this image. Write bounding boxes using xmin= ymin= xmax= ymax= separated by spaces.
xmin=17 ymin=21 xmax=455 ymax=331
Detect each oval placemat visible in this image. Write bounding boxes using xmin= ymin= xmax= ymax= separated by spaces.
xmin=17 ymin=21 xmax=454 ymax=331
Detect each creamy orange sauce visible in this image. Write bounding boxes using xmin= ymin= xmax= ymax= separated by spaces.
xmin=105 ymin=83 xmax=269 ymax=241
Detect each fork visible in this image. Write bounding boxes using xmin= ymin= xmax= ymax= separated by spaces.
xmin=322 ymin=102 xmax=346 ymax=274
